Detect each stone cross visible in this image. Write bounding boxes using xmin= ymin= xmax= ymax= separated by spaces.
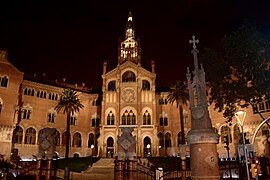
xmin=189 ymin=35 xmax=199 ymax=50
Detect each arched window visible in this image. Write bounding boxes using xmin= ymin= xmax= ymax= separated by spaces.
xmin=62 ymin=131 xmax=70 ymax=146
xmin=233 ymin=124 xmax=241 ymax=144
xmin=122 ymin=71 xmax=136 ymax=82
xmin=178 ymin=132 xmax=184 ymax=146
xmin=55 ymin=130 xmax=60 ymax=146
xmin=70 ymin=114 xmax=78 ymax=125
xmin=143 ymin=110 xmax=151 ymax=125
xmin=47 ymin=109 xmax=56 ymax=123
xmin=165 ymin=132 xmax=171 ymax=147
xmin=73 ymin=132 xmax=82 ymax=147
xmin=142 ymin=80 xmax=150 ymax=91
xmin=220 ymin=125 xmax=232 ymax=144
xmin=108 ymin=81 xmax=116 ymax=91
xmin=12 ymin=126 xmax=23 ymax=144
xmin=37 ymin=90 xmax=40 ymax=97
xmin=122 ymin=110 xmax=136 ymax=125
xmin=22 ymin=105 xmax=32 ymax=120
xmin=88 ymin=133 xmax=95 ymax=148
xmin=25 ymin=127 xmax=36 ymax=145
xmin=158 ymin=132 xmax=164 ymax=148
xmin=0 ymin=76 xmax=8 ymax=87
xmin=0 ymin=99 xmax=2 ymax=115
xmin=92 ymin=115 xmax=100 ymax=127
xmin=24 ymin=88 xmax=28 ymax=95
xmin=143 ymin=136 xmax=151 ymax=157
xmin=107 ymin=111 xmax=115 ymax=125
xmin=160 ymin=116 xmax=168 ymax=126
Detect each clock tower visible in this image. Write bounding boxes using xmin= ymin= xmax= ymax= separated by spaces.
xmin=118 ymin=11 xmax=141 ymax=65
xmin=100 ymin=12 xmax=156 ymax=158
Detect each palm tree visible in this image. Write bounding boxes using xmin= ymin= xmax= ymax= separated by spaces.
xmin=167 ymin=81 xmax=189 ymax=145
xmin=55 ymin=88 xmax=84 ymax=159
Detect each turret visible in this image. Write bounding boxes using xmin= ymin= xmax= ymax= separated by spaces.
xmin=118 ymin=12 xmax=141 ymax=65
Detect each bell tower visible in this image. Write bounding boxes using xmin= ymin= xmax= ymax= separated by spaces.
xmin=118 ymin=11 xmax=141 ymax=65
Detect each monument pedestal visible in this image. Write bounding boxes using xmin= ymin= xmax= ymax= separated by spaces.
xmin=188 ymin=129 xmax=220 ymax=180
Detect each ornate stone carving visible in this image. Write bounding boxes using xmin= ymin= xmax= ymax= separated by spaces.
xmin=205 ymin=152 xmax=218 ymax=167
xmin=121 ymin=88 xmax=136 ymax=102
xmin=187 ymin=129 xmax=219 ymax=144
xmin=37 ymin=128 xmax=56 ymax=159
xmin=117 ymin=127 xmax=136 ymax=159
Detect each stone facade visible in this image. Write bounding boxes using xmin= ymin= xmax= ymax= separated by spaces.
xmin=0 ymin=12 xmax=269 ymax=161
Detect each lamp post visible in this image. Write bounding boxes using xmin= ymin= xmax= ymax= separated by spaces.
xmin=235 ymin=110 xmax=250 ymax=180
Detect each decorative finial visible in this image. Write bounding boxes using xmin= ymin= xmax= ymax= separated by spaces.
xmin=189 ymin=35 xmax=199 ymax=50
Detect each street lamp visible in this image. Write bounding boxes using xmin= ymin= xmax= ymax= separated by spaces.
xmin=90 ymin=144 xmax=94 ymax=156
xmin=235 ymin=110 xmax=250 ymax=180
xmin=147 ymin=144 xmax=151 ymax=157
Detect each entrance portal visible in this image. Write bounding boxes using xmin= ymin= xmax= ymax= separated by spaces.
xmin=106 ymin=137 xmax=114 ymax=158
xmin=144 ymin=136 xmax=151 ymax=157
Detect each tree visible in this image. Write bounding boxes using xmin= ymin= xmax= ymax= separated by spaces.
xmin=167 ymin=81 xmax=189 ymax=144
xmin=55 ymin=88 xmax=84 ymax=159
xmin=201 ymin=22 xmax=270 ymax=123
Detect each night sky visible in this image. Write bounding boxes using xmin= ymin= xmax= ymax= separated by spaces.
xmin=1 ymin=1 xmax=270 ymax=88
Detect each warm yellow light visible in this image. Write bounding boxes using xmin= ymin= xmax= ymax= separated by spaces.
xmin=234 ymin=110 xmax=246 ymax=126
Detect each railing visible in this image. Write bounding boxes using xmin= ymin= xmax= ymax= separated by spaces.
xmin=136 ymin=159 xmax=155 ymax=180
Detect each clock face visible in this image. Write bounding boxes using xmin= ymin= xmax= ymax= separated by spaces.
xmin=121 ymin=88 xmax=136 ymax=102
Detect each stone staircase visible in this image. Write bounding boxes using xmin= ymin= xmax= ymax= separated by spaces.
xmin=79 ymin=158 xmax=115 ymax=180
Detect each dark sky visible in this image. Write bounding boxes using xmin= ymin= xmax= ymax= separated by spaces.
xmin=1 ymin=1 xmax=270 ymax=88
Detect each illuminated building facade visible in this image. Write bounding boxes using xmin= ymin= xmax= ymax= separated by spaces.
xmin=0 ymin=12 xmax=269 ymax=160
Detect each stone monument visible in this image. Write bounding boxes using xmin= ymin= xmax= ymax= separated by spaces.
xmin=186 ymin=36 xmax=220 ymax=180
xmin=36 ymin=128 xmax=56 ymax=180
xmin=115 ymin=127 xmax=136 ymax=180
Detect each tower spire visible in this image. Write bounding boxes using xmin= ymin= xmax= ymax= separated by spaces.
xmin=125 ymin=11 xmax=135 ymax=39
xmin=118 ymin=11 xmax=141 ymax=65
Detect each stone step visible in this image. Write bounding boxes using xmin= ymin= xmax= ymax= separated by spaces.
xmin=93 ymin=158 xmax=115 ymax=167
